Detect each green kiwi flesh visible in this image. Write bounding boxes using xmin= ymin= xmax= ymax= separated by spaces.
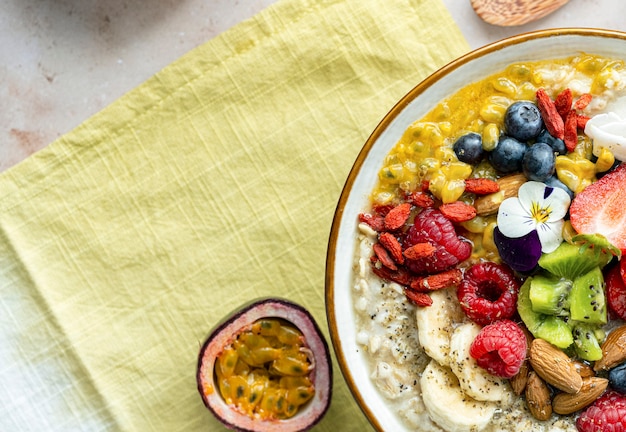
xmin=518 ymin=278 xmax=573 ymax=349
xmin=572 ymin=323 xmax=603 ymax=361
xmin=538 ymin=241 xmax=612 ymax=279
xmin=569 ymin=267 xmax=607 ymax=325
xmin=529 ymin=275 xmax=571 ymax=316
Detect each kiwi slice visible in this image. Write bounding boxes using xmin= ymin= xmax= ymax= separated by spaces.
xmin=534 ymin=316 xmax=575 ymax=349
xmin=518 ymin=278 xmax=573 ymax=349
xmin=572 ymin=323 xmax=603 ymax=361
xmin=569 ymin=267 xmax=607 ymax=325
xmin=538 ymin=241 xmax=612 ymax=279
xmin=529 ymin=275 xmax=572 ymax=316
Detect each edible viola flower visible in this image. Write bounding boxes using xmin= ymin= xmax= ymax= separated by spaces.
xmin=493 ymin=227 xmax=542 ymax=273
xmin=497 ymin=181 xmax=571 ymax=254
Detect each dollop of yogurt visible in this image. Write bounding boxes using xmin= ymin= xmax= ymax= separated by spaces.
xmin=585 ymin=112 xmax=626 ymax=160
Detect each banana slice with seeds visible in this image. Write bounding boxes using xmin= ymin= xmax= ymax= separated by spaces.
xmin=415 ymin=287 xmax=464 ymax=367
xmin=420 ymin=360 xmax=497 ymax=432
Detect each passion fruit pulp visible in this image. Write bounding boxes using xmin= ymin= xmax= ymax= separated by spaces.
xmin=196 ymin=298 xmax=332 ymax=432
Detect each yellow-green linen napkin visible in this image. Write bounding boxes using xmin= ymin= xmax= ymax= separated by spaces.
xmin=0 ymin=0 xmax=469 ymax=430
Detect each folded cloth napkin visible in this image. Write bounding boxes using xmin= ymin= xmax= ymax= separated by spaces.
xmin=0 ymin=0 xmax=468 ymax=430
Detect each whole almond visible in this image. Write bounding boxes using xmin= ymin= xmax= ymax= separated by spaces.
xmin=572 ymin=360 xmax=595 ymax=378
xmin=529 ymin=338 xmax=583 ymax=394
xmin=474 ymin=173 xmax=526 ymax=216
xmin=553 ymin=376 xmax=608 ymax=415
xmin=510 ymin=360 xmax=530 ymax=395
xmin=510 ymin=327 xmax=533 ymax=395
xmin=525 ymin=371 xmax=552 ymax=421
xmin=594 ymin=325 xmax=626 ymax=371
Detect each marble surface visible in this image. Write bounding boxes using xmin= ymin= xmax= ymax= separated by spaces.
xmin=2 ymin=0 xmax=626 ymax=173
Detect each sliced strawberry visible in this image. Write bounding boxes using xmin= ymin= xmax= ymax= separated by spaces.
xmin=607 ymin=260 xmax=626 ymax=320
xmin=569 ymin=163 xmax=626 ymax=253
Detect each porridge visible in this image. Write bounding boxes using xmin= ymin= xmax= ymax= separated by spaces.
xmin=353 ymin=54 xmax=626 ymax=431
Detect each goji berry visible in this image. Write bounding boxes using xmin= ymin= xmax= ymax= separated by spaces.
xmin=371 ymin=261 xmax=412 ymax=286
xmin=554 ymin=88 xmax=572 ymax=120
xmin=358 ymin=213 xmax=384 ymax=232
xmin=384 ymin=202 xmax=411 ymax=231
xmin=403 ymin=242 xmax=436 ymax=260
xmin=577 ymin=114 xmax=590 ymax=129
xmin=378 ymin=232 xmax=404 ymax=264
xmin=536 ymin=88 xmax=565 ymax=139
xmin=574 ymin=93 xmax=593 ymax=110
xmin=373 ymin=204 xmax=394 ymax=216
xmin=372 ymin=243 xmax=397 ymax=270
xmin=406 ymin=191 xmax=435 ymax=208
xmin=564 ymin=110 xmax=578 ymax=152
xmin=404 ymin=289 xmax=433 ymax=307
xmin=410 ymin=268 xmax=463 ymax=292
xmin=464 ymin=178 xmax=499 ymax=195
xmin=439 ymin=201 xmax=477 ymax=223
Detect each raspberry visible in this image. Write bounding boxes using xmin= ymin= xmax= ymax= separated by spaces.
xmin=577 ymin=390 xmax=626 ymax=432
xmin=469 ymin=319 xmax=527 ymax=379
xmin=457 ymin=262 xmax=519 ymax=325
xmin=403 ymin=208 xmax=471 ymax=274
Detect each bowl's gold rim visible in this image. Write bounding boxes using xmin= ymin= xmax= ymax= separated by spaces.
xmin=324 ymin=27 xmax=626 ymax=431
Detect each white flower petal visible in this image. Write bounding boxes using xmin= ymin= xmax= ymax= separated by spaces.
xmin=497 ymin=197 xmax=535 ymax=238
xmin=496 ymin=180 xmax=570 ymax=250
xmin=517 ymin=181 xmax=548 ymax=210
xmin=537 ymin=220 xmax=565 ymax=253
xmin=543 ymin=186 xmax=571 ymax=221
xmin=517 ymin=180 xmax=571 ymax=222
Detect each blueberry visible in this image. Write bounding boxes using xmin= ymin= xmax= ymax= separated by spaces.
xmin=490 ymin=136 xmax=527 ymax=173
xmin=536 ymin=129 xmax=566 ymax=155
xmin=505 ymin=101 xmax=543 ymax=142
xmin=609 ymin=361 xmax=626 ymax=394
xmin=544 ymin=175 xmax=574 ymax=200
xmin=453 ymin=132 xmax=484 ymax=164
xmin=523 ymin=143 xmax=556 ymax=182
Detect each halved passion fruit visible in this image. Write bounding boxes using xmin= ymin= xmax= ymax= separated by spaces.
xmin=196 ymin=298 xmax=332 ymax=432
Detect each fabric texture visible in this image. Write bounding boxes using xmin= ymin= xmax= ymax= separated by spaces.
xmin=0 ymin=0 xmax=469 ymax=430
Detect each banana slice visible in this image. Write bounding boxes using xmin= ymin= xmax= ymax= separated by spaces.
xmin=415 ymin=287 xmax=464 ymax=367
xmin=449 ymin=322 xmax=514 ymax=403
xmin=420 ymin=360 xmax=497 ymax=432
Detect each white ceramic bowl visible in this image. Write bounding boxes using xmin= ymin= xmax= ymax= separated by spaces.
xmin=325 ymin=28 xmax=626 ymax=431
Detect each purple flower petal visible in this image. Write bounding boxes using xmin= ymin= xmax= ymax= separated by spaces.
xmin=493 ymin=227 xmax=542 ymax=273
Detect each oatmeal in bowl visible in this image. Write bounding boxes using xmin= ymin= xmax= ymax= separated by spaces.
xmin=326 ymin=29 xmax=626 ymax=432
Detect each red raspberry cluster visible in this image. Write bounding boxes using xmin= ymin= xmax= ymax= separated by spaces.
xmin=469 ymin=319 xmax=527 ymax=379
xmin=457 ymin=262 xmax=519 ymax=326
xmin=577 ymin=390 xmax=626 ymax=432
xmin=459 ymin=262 xmax=526 ymax=379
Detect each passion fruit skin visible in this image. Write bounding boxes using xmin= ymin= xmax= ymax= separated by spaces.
xmin=196 ymin=297 xmax=332 ymax=432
